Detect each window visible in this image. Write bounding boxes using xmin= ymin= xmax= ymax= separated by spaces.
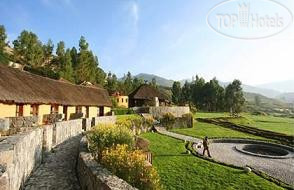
xmin=31 ymin=105 xmax=39 ymax=116
xmin=76 ymin=106 xmax=82 ymax=114
xmin=117 ymin=98 xmax=119 ymax=103
xmin=50 ymin=105 xmax=59 ymax=114
xmin=122 ymin=98 xmax=124 ymax=103
xmin=16 ymin=104 xmax=24 ymax=117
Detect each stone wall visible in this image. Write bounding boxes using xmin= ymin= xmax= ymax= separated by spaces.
xmin=149 ymin=106 xmax=190 ymax=118
xmin=0 ymin=127 xmax=43 ymax=190
xmin=0 ymin=116 xmax=117 ymax=190
xmin=77 ymin=137 xmax=137 ymax=190
xmin=53 ymin=119 xmax=83 ymax=146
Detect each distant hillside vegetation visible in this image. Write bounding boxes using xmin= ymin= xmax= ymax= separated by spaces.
xmin=134 ymin=73 xmax=174 ymax=87
xmin=278 ymin=92 xmax=294 ymax=103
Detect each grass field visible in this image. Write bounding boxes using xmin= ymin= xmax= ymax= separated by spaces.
xmin=171 ymin=121 xmax=268 ymax=140
xmin=194 ymin=112 xmax=294 ymax=136
xmin=194 ymin=112 xmax=230 ymax=118
xmin=141 ymin=133 xmax=283 ymax=190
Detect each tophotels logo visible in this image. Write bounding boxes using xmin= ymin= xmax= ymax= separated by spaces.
xmin=207 ymin=0 xmax=293 ymax=39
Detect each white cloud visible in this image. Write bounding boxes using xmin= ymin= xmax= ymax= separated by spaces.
xmin=128 ymin=1 xmax=139 ymax=29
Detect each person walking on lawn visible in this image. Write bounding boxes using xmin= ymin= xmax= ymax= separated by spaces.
xmin=203 ymin=136 xmax=211 ymax=158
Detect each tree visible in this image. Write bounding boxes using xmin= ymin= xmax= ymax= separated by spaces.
xmin=181 ymin=81 xmax=191 ymax=105
xmin=171 ymin=81 xmax=181 ymax=105
xmin=149 ymin=77 xmax=157 ymax=88
xmin=56 ymin=41 xmax=65 ymax=57
xmin=70 ymin=47 xmax=78 ymax=69
xmin=0 ymin=25 xmax=7 ymax=52
xmin=123 ymin=72 xmax=133 ymax=94
xmin=0 ymin=25 xmax=9 ymax=65
xmin=43 ymin=39 xmax=54 ymax=65
xmin=105 ymin=72 xmax=118 ymax=94
xmin=191 ymin=75 xmax=206 ymax=109
xmin=132 ymin=77 xmax=144 ymax=91
xmin=75 ymin=37 xmax=98 ymax=84
xmin=13 ymin=30 xmax=44 ymax=66
xmin=59 ymin=49 xmax=74 ymax=82
xmin=79 ymin=36 xmax=89 ymax=51
xmin=225 ymin=79 xmax=245 ymax=115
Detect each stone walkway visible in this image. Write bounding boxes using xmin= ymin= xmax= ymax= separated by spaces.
xmin=155 ymin=127 xmax=201 ymax=143
xmin=155 ymin=127 xmax=294 ymax=186
xmin=24 ymin=135 xmax=82 ymax=190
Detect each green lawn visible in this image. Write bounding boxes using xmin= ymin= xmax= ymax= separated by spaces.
xmin=171 ymin=121 xmax=268 ymax=140
xmin=232 ymin=114 xmax=294 ymax=136
xmin=194 ymin=112 xmax=230 ymax=118
xmin=141 ymin=133 xmax=283 ymax=190
xmin=194 ymin=112 xmax=294 ymax=136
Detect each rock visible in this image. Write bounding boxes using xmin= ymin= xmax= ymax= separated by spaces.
xmin=244 ymin=166 xmax=252 ymax=173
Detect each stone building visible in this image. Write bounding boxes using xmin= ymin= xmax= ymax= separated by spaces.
xmin=0 ymin=64 xmax=112 ymax=125
xmin=128 ymin=84 xmax=169 ymax=107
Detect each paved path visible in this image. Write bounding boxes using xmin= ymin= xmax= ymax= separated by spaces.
xmin=195 ymin=142 xmax=294 ymax=186
xmin=24 ymin=135 xmax=82 ymax=190
xmin=155 ymin=127 xmax=201 ymax=143
xmin=156 ymin=127 xmax=294 ymax=186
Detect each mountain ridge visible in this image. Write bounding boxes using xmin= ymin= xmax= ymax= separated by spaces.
xmin=133 ymin=73 xmax=293 ymax=101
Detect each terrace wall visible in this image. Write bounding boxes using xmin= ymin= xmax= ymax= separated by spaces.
xmin=149 ymin=106 xmax=190 ymax=118
xmin=0 ymin=116 xmax=115 ymax=190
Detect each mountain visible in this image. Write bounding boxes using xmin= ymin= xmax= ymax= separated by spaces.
xmin=134 ymin=73 xmax=174 ymax=87
xmin=218 ymin=82 xmax=281 ymax=98
xmin=277 ymin=92 xmax=294 ymax=103
xmin=131 ymin=73 xmax=293 ymax=99
xmin=257 ymin=80 xmax=294 ymax=93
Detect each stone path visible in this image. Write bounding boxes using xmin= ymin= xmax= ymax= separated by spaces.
xmin=195 ymin=142 xmax=294 ymax=186
xmin=155 ymin=127 xmax=294 ymax=186
xmin=155 ymin=127 xmax=201 ymax=143
xmin=24 ymin=135 xmax=82 ymax=190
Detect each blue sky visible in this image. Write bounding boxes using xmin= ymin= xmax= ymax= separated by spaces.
xmin=0 ymin=0 xmax=293 ymax=85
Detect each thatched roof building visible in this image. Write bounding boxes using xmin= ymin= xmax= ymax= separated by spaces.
xmin=0 ymin=64 xmax=112 ymax=107
xmin=128 ymin=84 xmax=168 ymax=107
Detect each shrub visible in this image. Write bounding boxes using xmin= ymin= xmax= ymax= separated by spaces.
xmin=116 ymin=115 xmax=154 ymax=135
xmin=160 ymin=112 xmax=176 ymax=130
xmin=101 ymin=144 xmax=161 ymax=190
xmin=182 ymin=112 xmax=194 ymax=128
xmin=113 ymin=108 xmax=135 ymax=115
xmin=87 ymin=124 xmax=134 ymax=160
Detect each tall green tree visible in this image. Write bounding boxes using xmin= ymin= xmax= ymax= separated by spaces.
xmin=181 ymin=81 xmax=191 ymax=104
xmin=123 ymin=71 xmax=133 ymax=94
xmin=59 ymin=49 xmax=74 ymax=82
xmin=43 ymin=39 xmax=54 ymax=65
xmin=75 ymin=36 xmax=97 ymax=84
xmin=13 ymin=30 xmax=44 ymax=66
xmin=0 ymin=25 xmax=9 ymax=65
xmin=105 ymin=72 xmax=118 ymax=94
xmin=0 ymin=25 xmax=7 ymax=52
xmin=191 ymin=75 xmax=206 ymax=109
xmin=70 ymin=47 xmax=78 ymax=69
xmin=225 ymin=79 xmax=245 ymax=115
xmin=171 ymin=81 xmax=181 ymax=105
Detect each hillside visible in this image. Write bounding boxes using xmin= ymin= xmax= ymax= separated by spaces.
xmin=134 ymin=73 xmax=174 ymax=87
xmin=278 ymin=92 xmax=294 ymax=103
xmin=257 ymin=80 xmax=294 ymax=93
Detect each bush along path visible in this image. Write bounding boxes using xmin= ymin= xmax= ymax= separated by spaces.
xmin=24 ymin=135 xmax=82 ymax=190
xmin=155 ymin=127 xmax=294 ymax=189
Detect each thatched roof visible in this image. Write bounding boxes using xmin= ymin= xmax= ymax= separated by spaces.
xmin=129 ymin=84 xmax=168 ymax=101
xmin=0 ymin=64 xmax=112 ymax=106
